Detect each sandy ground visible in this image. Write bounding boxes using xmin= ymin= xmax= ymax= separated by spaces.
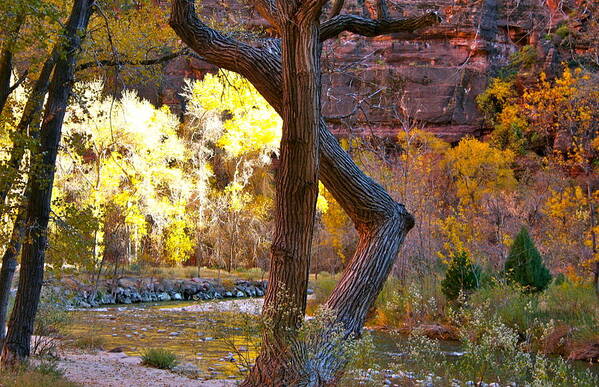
xmin=58 ymin=350 xmax=237 ymax=387
xmin=160 ymin=298 xmax=264 ymax=315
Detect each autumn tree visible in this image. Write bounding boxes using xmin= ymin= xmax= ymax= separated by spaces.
xmin=170 ymin=0 xmax=438 ymax=384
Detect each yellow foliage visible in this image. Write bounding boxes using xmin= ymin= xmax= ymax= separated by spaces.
xmin=545 ymin=186 xmax=599 ymax=271
xmin=320 ymin=186 xmax=351 ymax=263
xmin=189 ymin=71 xmax=281 ymax=159
xmin=435 ymin=210 xmax=479 ymax=263
xmin=316 ymin=182 xmax=329 ymax=214
xmin=444 ymin=137 xmax=516 ymax=206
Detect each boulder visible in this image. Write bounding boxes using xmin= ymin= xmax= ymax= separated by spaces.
xmin=568 ymin=342 xmax=599 ymax=362
xmin=157 ymin=292 xmax=171 ymax=302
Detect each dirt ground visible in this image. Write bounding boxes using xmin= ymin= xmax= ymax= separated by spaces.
xmin=58 ymin=350 xmax=237 ymax=387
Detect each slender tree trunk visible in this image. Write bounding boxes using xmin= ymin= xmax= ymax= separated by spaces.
xmin=0 ymin=52 xmax=56 ymax=206
xmin=0 ymin=208 xmax=26 ymax=345
xmin=0 ymin=0 xmax=94 ymax=366
xmin=242 ymin=2 xmax=324 ymax=384
xmin=0 ymin=16 xmax=24 ymax=114
xmin=0 ymin=48 xmax=14 ymax=114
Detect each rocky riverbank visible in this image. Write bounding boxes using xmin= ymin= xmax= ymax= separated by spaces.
xmin=44 ymin=276 xmax=268 ymax=309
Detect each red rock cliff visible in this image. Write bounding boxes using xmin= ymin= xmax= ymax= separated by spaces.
xmin=160 ymin=0 xmax=595 ymax=143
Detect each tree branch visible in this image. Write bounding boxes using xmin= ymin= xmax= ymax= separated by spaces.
xmin=320 ymin=11 xmax=441 ymax=42
xmin=76 ymin=49 xmax=196 ymax=71
xmin=7 ymin=70 xmax=28 ymax=94
xmin=252 ymin=0 xmax=279 ymax=30
xmin=169 ymin=0 xmax=282 ymax=106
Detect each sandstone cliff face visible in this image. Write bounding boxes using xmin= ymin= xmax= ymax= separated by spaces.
xmin=161 ymin=0 xmax=592 ymax=142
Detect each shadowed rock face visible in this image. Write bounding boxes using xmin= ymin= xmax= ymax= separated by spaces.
xmin=159 ymin=0 xmax=591 ymax=143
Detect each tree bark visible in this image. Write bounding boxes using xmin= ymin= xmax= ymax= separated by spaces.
xmin=0 ymin=52 xmax=56 ymax=207
xmin=0 ymin=208 xmax=26 ymax=345
xmin=0 ymin=0 xmax=94 ymax=366
xmin=241 ymin=1 xmax=325 ymax=384
xmin=0 ymin=47 xmax=14 ymax=114
xmin=0 ymin=16 xmax=24 ymax=114
xmin=170 ymin=0 xmax=429 ymax=383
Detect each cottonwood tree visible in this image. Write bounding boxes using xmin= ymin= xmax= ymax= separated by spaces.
xmin=170 ymin=0 xmax=438 ymax=384
xmin=0 ymin=0 xmax=95 ymax=365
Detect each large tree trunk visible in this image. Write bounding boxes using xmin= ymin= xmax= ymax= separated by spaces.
xmin=0 ymin=0 xmax=94 ymax=366
xmin=0 ymin=207 xmax=26 ymax=345
xmin=170 ymin=0 xmax=432 ymax=383
xmin=0 ymin=55 xmax=56 ymax=346
xmin=242 ymin=1 xmax=324 ymax=384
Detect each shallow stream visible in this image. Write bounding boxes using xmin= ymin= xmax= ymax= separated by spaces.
xmin=68 ymin=299 xmax=597 ymax=385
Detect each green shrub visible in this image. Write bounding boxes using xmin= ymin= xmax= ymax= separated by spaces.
xmin=374 ymin=274 xmax=446 ymax=325
xmin=469 ymin=282 xmax=538 ymax=333
xmin=504 ymin=227 xmax=552 ymax=292
xmin=441 ymin=251 xmax=482 ymax=301
xmin=540 ymin=281 xmax=599 ymax=331
xmin=141 ymin=348 xmax=178 ymax=369
xmin=72 ymin=334 xmax=105 ymax=350
xmin=396 ymin=306 xmax=599 ymax=386
xmin=509 ymin=45 xmax=538 ymax=69
xmin=555 ymin=24 xmax=570 ymax=39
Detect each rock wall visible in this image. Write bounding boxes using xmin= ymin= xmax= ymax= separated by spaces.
xmin=46 ymin=276 xmax=268 ymax=308
xmin=159 ymin=0 xmax=592 ymax=143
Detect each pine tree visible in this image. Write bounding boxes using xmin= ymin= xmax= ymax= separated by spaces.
xmin=505 ymin=227 xmax=552 ymax=292
xmin=441 ymin=251 xmax=482 ymax=301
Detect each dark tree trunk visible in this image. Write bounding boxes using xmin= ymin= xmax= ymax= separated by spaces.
xmin=0 ymin=0 xmax=94 ymax=366
xmin=0 ymin=208 xmax=26 ymax=345
xmin=0 ymin=16 xmax=24 ymax=114
xmin=170 ymin=0 xmax=434 ymax=383
xmin=242 ymin=1 xmax=325 ymax=384
xmin=0 ymin=52 xmax=56 ymax=206
xmin=0 ymin=48 xmax=14 ymax=114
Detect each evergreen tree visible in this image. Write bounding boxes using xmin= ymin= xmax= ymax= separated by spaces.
xmin=505 ymin=227 xmax=552 ymax=292
xmin=441 ymin=251 xmax=482 ymax=301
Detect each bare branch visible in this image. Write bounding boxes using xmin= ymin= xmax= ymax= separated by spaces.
xmin=7 ymin=70 xmax=28 ymax=94
xmin=169 ymin=0 xmax=281 ymax=105
xmin=76 ymin=49 xmax=195 ymax=71
xmin=320 ymin=11 xmax=442 ymax=42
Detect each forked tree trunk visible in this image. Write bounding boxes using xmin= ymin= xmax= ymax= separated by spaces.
xmin=0 ymin=0 xmax=94 ymax=366
xmin=242 ymin=1 xmax=324 ymax=384
xmin=170 ymin=0 xmax=432 ymax=384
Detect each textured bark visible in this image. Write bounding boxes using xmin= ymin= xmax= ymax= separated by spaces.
xmin=170 ymin=0 xmax=426 ymax=384
xmin=0 ymin=0 xmax=94 ymax=366
xmin=319 ymin=11 xmax=440 ymax=41
xmin=0 ymin=208 xmax=26 ymax=345
xmin=241 ymin=1 xmax=325 ymax=384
